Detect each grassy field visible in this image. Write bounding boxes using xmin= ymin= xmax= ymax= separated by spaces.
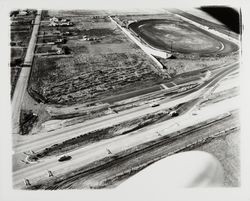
xmin=11 ymin=31 xmax=31 ymax=47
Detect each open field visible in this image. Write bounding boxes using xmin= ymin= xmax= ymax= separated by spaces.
xmin=29 ymin=11 xmax=164 ymax=106
xmin=29 ymin=52 xmax=162 ymax=105
xmin=158 ymin=54 xmax=239 ymax=76
xmin=11 ymin=31 xmax=31 ymax=47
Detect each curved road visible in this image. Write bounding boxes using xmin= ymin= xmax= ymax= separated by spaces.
xmin=13 ymin=62 xmax=237 ymax=153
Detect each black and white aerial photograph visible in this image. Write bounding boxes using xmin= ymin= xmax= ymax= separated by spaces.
xmin=1 ymin=0 xmax=250 ymax=201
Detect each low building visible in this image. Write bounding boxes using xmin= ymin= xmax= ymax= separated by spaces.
xmin=50 ymin=16 xmax=59 ymax=22
xmin=18 ymin=10 xmax=28 ymax=16
xmin=49 ymin=21 xmax=59 ymax=27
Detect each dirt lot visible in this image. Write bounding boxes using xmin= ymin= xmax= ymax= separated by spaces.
xmin=11 ymin=31 xmax=31 ymax=47
xmin=158 ymin=54 xmax=239 ymax=77
xmin=29 ymin=11 xmax=163 ymax=106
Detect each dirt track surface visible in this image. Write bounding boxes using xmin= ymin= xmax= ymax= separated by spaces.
xmin=129 ymin=19 xmax=238 ymax=56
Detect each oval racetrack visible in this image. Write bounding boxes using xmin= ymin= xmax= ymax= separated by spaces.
xmin=128 ymin=19 xmax=238 ymax=56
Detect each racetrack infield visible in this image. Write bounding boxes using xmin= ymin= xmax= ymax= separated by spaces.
xmin=128 ymin=19 xmax=238 ymax=56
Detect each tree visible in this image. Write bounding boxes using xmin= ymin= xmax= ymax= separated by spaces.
xmin=62 ymin=46 xmax=71 ymax=55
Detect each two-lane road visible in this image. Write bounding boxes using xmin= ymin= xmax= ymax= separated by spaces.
xmin=12 ymin=10 xmax=42 ymax=134
xmin=13 ymin=95 xmax=239 ymax=188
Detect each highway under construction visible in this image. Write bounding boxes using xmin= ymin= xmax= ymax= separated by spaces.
xmin=11 ymin=8 xmax=240 ymax=189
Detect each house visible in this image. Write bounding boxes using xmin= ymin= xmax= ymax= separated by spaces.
xmin=55 ymin=38 xmax=67 ymax=44
xmin=53 ymin=30 xmax=61 ymax=35
xmin=50 ymin=16 xmax=59 ymax=22
xmin=60 ymin=22 xmax=73 ymax=26
xmin=19 ymin=10 xmax=28 ymax=16
xmin=49 ymin=21 xmax=58 ymax=27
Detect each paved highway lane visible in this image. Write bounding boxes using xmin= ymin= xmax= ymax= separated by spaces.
xmin=13 ymin=95 xmax=239 ymax=188
xmin=12 ymin=68 xmax=31 ymax=133
xmin=13 ymin=63 xmax=238 ymax=188
xmin=13 ymin=62 xmax=238 ymax=153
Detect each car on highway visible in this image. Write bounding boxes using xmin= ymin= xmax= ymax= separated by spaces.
xmin=149 ymin=102 xmax=160 ymax=107
xmin=58 ymin=155 xmax=72 ymax=162
xmin=169 ymin=110 xmax=179 ymax=117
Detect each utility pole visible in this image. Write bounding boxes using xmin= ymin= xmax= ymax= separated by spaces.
xmin=156 ymin=131 xmax=161 ymax=136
